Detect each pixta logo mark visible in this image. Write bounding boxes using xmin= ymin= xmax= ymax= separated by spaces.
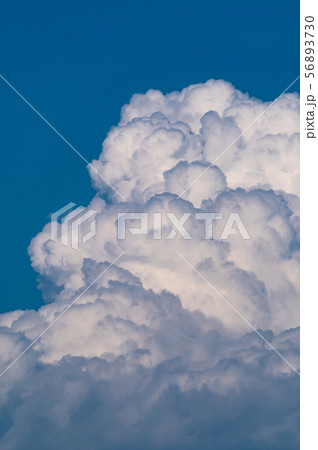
xmin=51 ymin=203 xmax=97 ymax=249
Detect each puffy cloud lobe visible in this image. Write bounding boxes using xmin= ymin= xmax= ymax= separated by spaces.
xmin=164 ymin=161 xmax=227 ymax=206
xmin=90 ymin=79 xmax=299 ymax=202
xmin=0 ymin=79 xmax=299 ymax=449
xmin=0 ymin=271 xmax=299 ymax=449
xmin=28 ymin=188 xmax=299 ymax=334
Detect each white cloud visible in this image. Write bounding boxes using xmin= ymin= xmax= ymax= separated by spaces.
xmin=0 ymin=78 xmax=299 ymax=449
xmin=90 ymin=79 xmax=299 ymax=202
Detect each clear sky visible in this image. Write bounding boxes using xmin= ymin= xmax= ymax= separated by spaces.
xmin=0 ymin=0 xmax=299 ymax=312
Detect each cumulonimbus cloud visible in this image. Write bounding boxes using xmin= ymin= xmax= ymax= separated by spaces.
xmin=0 ymin=79 xmax=299 ymax=449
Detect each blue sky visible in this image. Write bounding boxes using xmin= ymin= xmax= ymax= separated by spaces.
xmin=0 ymin=0 xmax=299 ymax=312
xmin=0 ymin=2 xmax=300 ymax=448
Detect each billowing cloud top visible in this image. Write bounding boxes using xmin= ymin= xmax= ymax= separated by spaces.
xmin=0 ymin=79 xmax=299 ymax=449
